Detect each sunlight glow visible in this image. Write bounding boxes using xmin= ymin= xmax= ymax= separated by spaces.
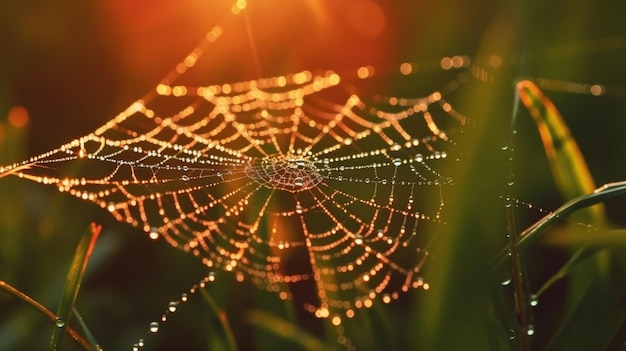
xmin=231 ymin=0 xmax=247 ymax=15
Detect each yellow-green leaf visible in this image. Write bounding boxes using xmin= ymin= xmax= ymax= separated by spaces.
xmin=516 ymin=79 xmax=604 ymax=223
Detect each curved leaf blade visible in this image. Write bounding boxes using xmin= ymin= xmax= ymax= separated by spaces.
xmin=517 ymin=79 xmax=602 ymax=221
xmin=50 ymin=223 xmax=101 ymax=351
xmin=199 ymin=288 xmax=238 ymax=351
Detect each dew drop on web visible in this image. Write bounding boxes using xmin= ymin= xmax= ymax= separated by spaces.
xmin=294 ymin=176 xmax=304 ymax=187
xmin=168 ymin=301 xmax=177 ymax=313
xmin=354 ymin=234 xmax=364 ymax=245
xmin=208 ymin=271 xmax=216 ymax=281
xmin=148 ymin=227 xmax=159 ymax=240
xmin=529 ymin=294 xmax=538 ymax=307
xmin=0 ymin=4 xmax=497 ymax=348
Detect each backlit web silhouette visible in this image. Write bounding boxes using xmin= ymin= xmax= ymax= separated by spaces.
xmin=0 ymin=1 xmax=491 ymax=330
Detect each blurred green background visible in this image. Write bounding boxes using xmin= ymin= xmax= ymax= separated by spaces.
xmin=1 ymin=0 xmax=625 ymax=350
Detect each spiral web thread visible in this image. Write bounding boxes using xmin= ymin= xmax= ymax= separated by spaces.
xmin=0 ymin=3 xmax=499 ymax=334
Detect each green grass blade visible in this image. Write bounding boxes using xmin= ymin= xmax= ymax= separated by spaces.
xmin=517 ymin=80 xmax=620 ymax=347
xmin=493 ymin=181 xmax=626 ymax=271
xmin=536 ymin=227 xmax=626 ymax=297
xmin=0 ymin=281 xmax=94 ymax=350
xmin=72 ymin=307 xmax=100 ymax=350
xmin=245 ymin=310 xmax=334 ymax=351
xmin=199 ymin=288 xmax=238 ymax=351
xmin=543 ymin=256 xmax=626 ymax=351
xmin=49 ymin=223 xmax=101 ymax=351
xmin=516 ymin=79 xmax=603 ymax=221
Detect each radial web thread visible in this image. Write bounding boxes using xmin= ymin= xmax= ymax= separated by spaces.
xmin=0 ymin=16 xmax=497 ymax=325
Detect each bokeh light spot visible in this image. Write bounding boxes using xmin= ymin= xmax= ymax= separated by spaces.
xmin=400 ymin=62 xmax=413 ymax=75
xmin=8 ymin=106 xmax=29 ymax=128
xmin=489 ymin=55 xmax=502 ymax=68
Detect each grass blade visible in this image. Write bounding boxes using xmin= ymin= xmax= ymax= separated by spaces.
xmin=245 ymin=310 xmax=334 ymax=351
xmin=543 ymin=258 xmax=626 ymax=351
xmin=516 ymin=79 xmax=619 ymax=347
xmin=72 ymin=307 xmax=100 ymax=350
xmin=199 ymin=288 xmax=238 ymax=351
xmin=516 ymin=79 xmax=603 ymax=221
xmin=493 ymin=181 xmax=626 ymax=271
xmin=49 ymin=223 xmax=101 ymax=351
xmin=0 ymin=281 xmax=93 ymax=350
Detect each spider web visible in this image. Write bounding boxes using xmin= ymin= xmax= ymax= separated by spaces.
xmin=0 ymin=5 xmax=493 ymax=325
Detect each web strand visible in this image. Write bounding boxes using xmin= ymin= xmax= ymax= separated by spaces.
xmin=0 ymin=4 xmax=494 ymax=327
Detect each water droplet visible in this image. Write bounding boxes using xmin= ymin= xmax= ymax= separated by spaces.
xmin=149 ymin=227 xmax=159 ymax=240
xmin=354 ymin=235 xmax=364 ymax=245
xmin=132 ymin=344 xmax=139 ymax=351
xmin=508 ymin=329 xmax=516 ymax=340
xmin=393 ymin=158 xmax=402 ymax=166
xmin=149 ymin=321 xmax=159 ymax=333
xmin=365 ymin=178 xmax=370 ymax=183
xmin=295 ymin=203 xmax=303 ymax=214
xmin=415 ymin=154 xmax=424 ymax=162
xmin=294 ymin=177 xmax=304 ymax=187
xmin=377 ymin=229 xmax=384 ymax=238
xmin=529 ymin=294 xmax=538 ymax=307
xmin=501 ymin=272 xmax=511 ymax=286
xmin=181 ymin=175 xmax=189 ymax=182
xmin=526 ymin=324 xmax=535 ymax=336
xmin=208 ymin=271 xmax=216 ymax=281
xmin=55 ymin=318 xmax=65 ymax=328
xmin=168 ymin=301 xmax=177 ymax=313
xmin=138 ymin=339 xmax=144 ymax=347
xmin=181 ymin=293 xmax=188 ymax=302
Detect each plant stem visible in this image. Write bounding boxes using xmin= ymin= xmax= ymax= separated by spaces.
xmin=50 ymin=223 xmax=101 ymax=351
xmin=505 ymin=206 xmax=531 ymax=350
xmin=492 ymin=181 xmax=626 ymax=272
xmin=0 ymin=280 xmax=94 ymax=350
xmin=505 ymin=89 xmax=531 ymax=351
